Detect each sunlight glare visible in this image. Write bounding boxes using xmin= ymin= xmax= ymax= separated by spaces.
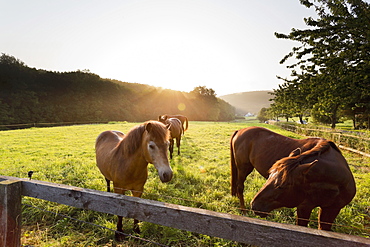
xmin=178 ymin=103 xmax=186 ymax=111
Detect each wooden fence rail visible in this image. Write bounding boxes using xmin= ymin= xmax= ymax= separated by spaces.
xmin=1 ymin=175 xmax=369 ymax=247
xmin=269 ymin=121 xmax=370 ymax=156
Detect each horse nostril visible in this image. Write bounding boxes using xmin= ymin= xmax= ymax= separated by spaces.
xmin=161 ymin=171 xmax=173 ymax=182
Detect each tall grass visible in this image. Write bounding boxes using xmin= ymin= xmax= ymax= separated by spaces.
xmin=1 ymin=121 xmax=369 ymax=246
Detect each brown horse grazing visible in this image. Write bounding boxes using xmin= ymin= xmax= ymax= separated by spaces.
xmin=164 ymin=118 xmax=183 ymax=159
xmin=251 ymin=140 xmax=356 ymax=230
xmin=95 ymin=121 xmax=173 ymax=240
xmin=159 ymin=114 xmax=188 ymax=134
xmin=231 ymin=126 xmax=335 ymax=212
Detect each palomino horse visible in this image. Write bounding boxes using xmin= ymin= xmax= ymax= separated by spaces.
xmin=160 ymin=118 xmax=182 ymax=159
xmin=231 ymin=127 xmax=333 ymax=212
xmin=251 ymin=140 xmax=356 ymax=230
xmin=159 ymin=114 xmax=188 ymax=134
xmin=95 ymin=121 xmax=173 ymax=240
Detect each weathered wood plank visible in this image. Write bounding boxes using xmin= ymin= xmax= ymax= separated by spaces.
xmin=1 ymin=176 xmax=369 ymax=247
xmin=0 ymin=180 xmax=22 ymax=247
xmin=339 ymin=145 xmax=370 ymax=158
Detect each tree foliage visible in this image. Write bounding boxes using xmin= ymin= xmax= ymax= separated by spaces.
xmin=271 ymin=0 xmax=370 ymax=129
xmin=0 ymin=54 xmax=235 ymax=127
xmin=257 ymin=107 xmax=271 ymax=123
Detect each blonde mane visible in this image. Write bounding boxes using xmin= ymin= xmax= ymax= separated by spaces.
xmin=121 ymin=121 xmax=169 ymax=155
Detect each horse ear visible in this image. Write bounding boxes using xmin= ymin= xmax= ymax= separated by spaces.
xmin=289 ymin=148 xmax=301 ymax=157
xmin=303 ymin=160 xmax=319 ymax=176
xmin=145 ymin=122 xmax=153 ymax=133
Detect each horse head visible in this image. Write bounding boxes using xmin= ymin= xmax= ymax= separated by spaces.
xmin=158 ymin=115 xmax=168 ymax=123
xmin=142 ymin=121 xmax=173 ymax=183
xmin=251 ymin=155 xmax=318 ymax=217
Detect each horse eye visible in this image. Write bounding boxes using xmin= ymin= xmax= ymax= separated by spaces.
xmin=149 ymin=144 xmax=155 ymax=149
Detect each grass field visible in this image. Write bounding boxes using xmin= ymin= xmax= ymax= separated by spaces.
xmin=1 ymin=121 xmax=369 ymax=246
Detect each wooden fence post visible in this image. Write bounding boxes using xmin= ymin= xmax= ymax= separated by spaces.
xmin=0 ymin=180 xmax=22 ymax=247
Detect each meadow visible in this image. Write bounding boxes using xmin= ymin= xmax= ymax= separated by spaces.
xmin=0 ymin=121 xmax=369 ymax=246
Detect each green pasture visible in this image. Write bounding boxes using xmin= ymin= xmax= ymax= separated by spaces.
xmin=0 ymin=121 xmax=369 ymax=246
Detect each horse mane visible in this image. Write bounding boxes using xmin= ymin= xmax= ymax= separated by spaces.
xmin=121 ymin=121 xmax=169 ymax=155
xmin=146 ymin=121 xmax=170 ymax=142
xmin=269 ymin=139 xmax=335 ymax=187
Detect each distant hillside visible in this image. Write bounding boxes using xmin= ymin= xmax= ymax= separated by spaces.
xmin=219 ymin=91 xmax=273 ymax=115
xmin=0 ymin=54 xmax=235 ymax=126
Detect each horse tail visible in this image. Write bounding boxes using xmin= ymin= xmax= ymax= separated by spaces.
xmin=230 ymin=130 xmax=239 ymax=197
xmin=184 ymin=117 xmax=188 ymax=131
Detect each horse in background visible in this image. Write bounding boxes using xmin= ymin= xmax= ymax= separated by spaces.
xmin=159 ymin=117 xmax=183 ymax=159
xmin=159 ymin=114 xmax=188 ymax=134
xmin=95 ymin=121 xmax=173 ymax=240
xmin=231 ymin=126 xmax=333 ymax=212
xmin=251 ymin=140 xmax=356 ymax=230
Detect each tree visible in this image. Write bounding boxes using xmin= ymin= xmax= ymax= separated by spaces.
xmin=190 ymin=86 xmax=217 ymax=98
xmin=274 ymin=0 xmax=370 ymax=129
xmin=0 ymin=55 xmax=235 ymax=125
xmin=257 ymin=107 xmax=271 ymax=123
xmin=190 ymin=86 xmax=220 ymax=120
xmin=270 ymin=75 xmax=312 ymax=123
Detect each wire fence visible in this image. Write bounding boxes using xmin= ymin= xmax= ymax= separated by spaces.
xmin=9 ymin=168 xmax=370 ymax=241
xmin=111 ymin=186 xmax=370 ymax=235
xmin=20 ymin=183 xmax=370 ymax=246
xmin=2 ymin=121 xmax=369 ymax=245
xmin=270 ymin=121 xmax=370 ymax=154
xmin=22 ymin=204 xmax=169 ymax=247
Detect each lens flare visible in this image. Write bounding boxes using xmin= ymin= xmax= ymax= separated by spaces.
xmin=178 ymin=103 xmax=186 ymax=111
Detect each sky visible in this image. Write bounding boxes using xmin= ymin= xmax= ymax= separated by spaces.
xmin=1 ymin=0 xmax=317 ymax=96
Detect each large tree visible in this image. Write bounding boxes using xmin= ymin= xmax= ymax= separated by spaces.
xmin=274 ymin=0 xmax=370 ymax=129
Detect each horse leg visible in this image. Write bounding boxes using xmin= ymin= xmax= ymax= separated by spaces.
xmin=115 ymin=216 xmax=126 ymax=241
xmin=318 ymin=206 xmax=341 ymax=231
xmin=296 ymin=204 xmax=314 ymax=227
xmin=115 ymin=189 xmax=126 ymax=241
xmin=237 ymin=164 xmax=253 ymax=213
xmin=105 ymin=178 xmax=111 ymax=192
xmin=169 ymin=139 xmax=174 ymax=159
xmin=132 ymin=190 xmax=143 ymax=234
xmin=176 ymin=137 xmax=181 ymax=155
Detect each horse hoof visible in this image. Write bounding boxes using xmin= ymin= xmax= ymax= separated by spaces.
xmin=115 ymin=231 xmax=126 ymax=242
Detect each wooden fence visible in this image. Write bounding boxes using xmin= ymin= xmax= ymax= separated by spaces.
xmin=1 ymin=175 xmax=369 ymax=247
xmin=269 ymin=121 xmax=370 ymax=156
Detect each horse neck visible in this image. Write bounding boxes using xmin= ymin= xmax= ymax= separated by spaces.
xmin=117 ymin=131 xmax=149 ymax=167
xmin=273 ymin=137 xmax=321 ymax=157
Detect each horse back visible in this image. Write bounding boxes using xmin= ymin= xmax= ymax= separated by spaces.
xmin=167 ymin=118 xmax=182 ymax=137
xmin=95 ymin=131 xmax=125 ymax=179
xmin=298 ymin=141 xmax=356 ymax=206
xmin=231 ymin=126 xmax=322 ymax=178
xmin=311 ymin=142 xmax=354 ymax=181
xmin=96 ymin=131 xmax=124 ymax=149
xmin=160 ymin=114 xmax=188 ymax=131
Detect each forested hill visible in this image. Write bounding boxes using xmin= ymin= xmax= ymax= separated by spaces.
xmin=0 ymin=54 xmax=235 ymax=126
